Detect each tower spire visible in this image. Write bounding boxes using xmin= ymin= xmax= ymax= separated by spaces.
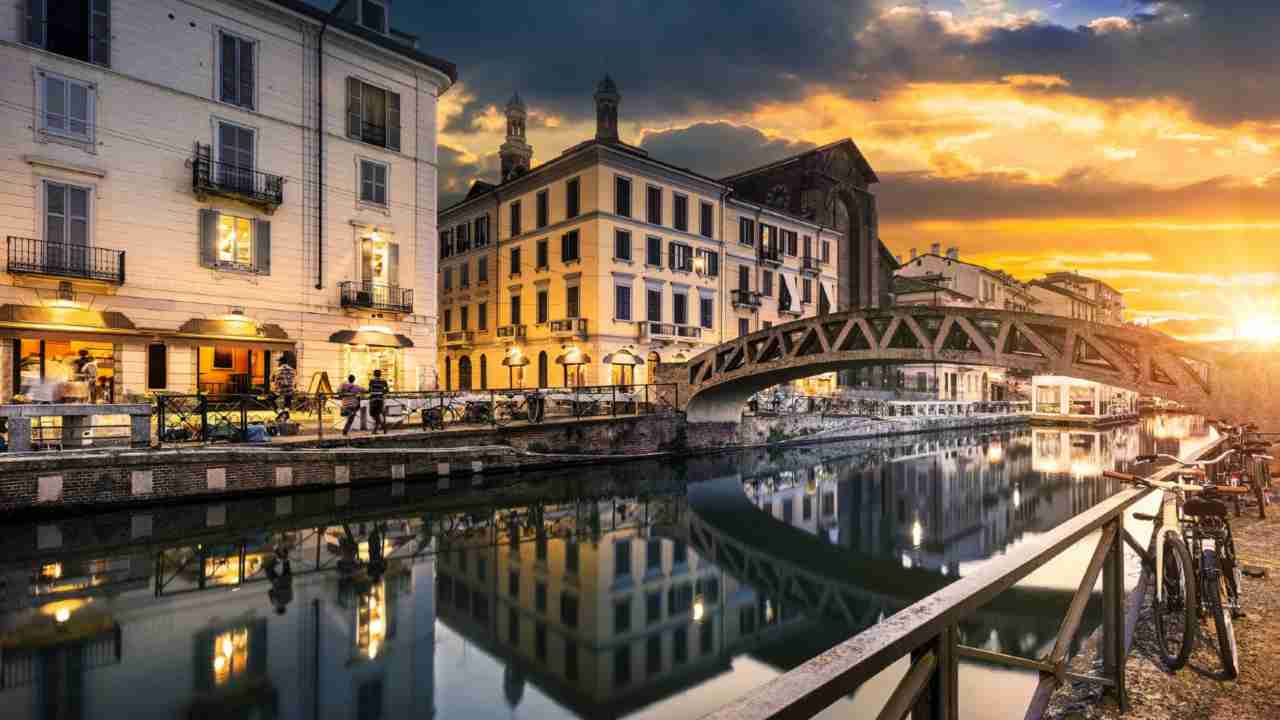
xmin=594 ymin=75 xmax=620 ymax=143
xmin=499 ymin=92 xmax=533 ymax=180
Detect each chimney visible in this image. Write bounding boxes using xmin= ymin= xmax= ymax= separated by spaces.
xmin=930 ymin=242 xmax=941 ymax=256
xmin=909 ymin=247 xmax=917 ymax=260
xmin=946 ymin=247 xmax=958 ymax=260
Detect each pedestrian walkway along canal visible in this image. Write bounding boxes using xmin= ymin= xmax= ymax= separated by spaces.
xmin=0 ymin=414 xmax=1215 ymax=719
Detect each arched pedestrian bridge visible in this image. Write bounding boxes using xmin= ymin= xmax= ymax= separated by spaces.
xmin=656 ymin=306 xmax=1272 ymax=424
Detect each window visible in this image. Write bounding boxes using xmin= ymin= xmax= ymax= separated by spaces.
xmin=359 ymin=0 xmax=387 ymax=33
xmin=199 ymin=209 xmax=270 ymax=274
xmin=535 ymin=581 xmax=547 ymax=612
xmin=566 ymin=177 xmax=580 ymax=218
xmin=762 ymin=270 xmax=773 ymax=297
xmin=646 ymin=186 xmax=663 ymax=225
xmin=700 ymin=202 xmax=714 ymax=238
xmin=668 ymin=242 xmax=693 ymax=272
xmin=646 ymin=539 xmax=661 ymax=573
xmin=803 ymin=278 xmax=813 ymax=304
xmin=509 ymin=294 xmax=521 ymax=324
xmin=803 ymin=235 xmax=812 ymax=259
xmin=614 ymin=540 xmax=632 ymax=582
xmin=647 ymin=288 xmax=662 ymax=322
xmin=784 ymin=229 xmax=798 ymax=256
xmin=346 ymin=78 xmax=400 ymax=151
xmin=674 ymin=626 xmax=688 ymax=665
xmin=698 ymin=249 xmax=719 ymax=277
xmin=739 ymin=218 xmax=755 ymax=246
xmin=26 ymin=0 xmax=110 ymax=66
xmin=217 ymin=121 xmax=254 ymax=176
xmin=43 ymin=180 xmax=90 ymax=251
xmin=560 ymin=230 xmax=580 ymax=262
xmin=219 ymin=31 xmax=254 ymax=109
xmin=647 ymin=636 xmax=662 ymax=676
xmin=509 ymin=201 xmax=522 ymax=236
xmin=739 ymin=318 xmax=750 ymax=336
xmin=509 ymin=246 xmax=521 ymax=275
xmin=477 ymin=256 xmax=488 ymax=283
xmin=536 ymin=289 xmax=548 ymax=324
xmin=478 ymin=302 xmax=488 ymax=330
xmin=760 ymin=224 xmax=778 ymax=254
xmin=460 ymin=306 xmax=469 ymax=330
xmin=359 ymin=159 xmax=388 ymax=206
xmin=474 ymin=215 xmax=490 ymax=247
xmin=673 ymin=291 xmax=688 ymax=325
xmin=443 ymin=308 xmax=452 ymax=332
xmin=147 ymin=344 xmax=167 ymax=390
xmin=39 ymin=71 xmax=95 ymax=143
xmin=738 ymin=265 xmax=749 ymax=292
xmin=803 ymin=495 xmax=813 ymax=520
xmin=459 ymin=263 xmax=470 ymax=288
xmin=442 ymin=268 xmax=452 ymax=290
xmin=674 ymin=194 xmax=688 ymax=231
xmin=535 ymin=239 xmax=548 ymax=269
xmin=455 ymin=223 xmax=470 ymax=252
xmin=615 ymin=229 xmax=632 ymax=261
xmin=615 ymin=284 xmax=632 ymax=320
xmin=561 ymin=593 xmax=579 ymax=628
xmin=615 ymin=176 xmax=632 ymax=217
xmin=700 ymin=296 xmax=714 ymax=329
xmin=536 ymin=189 xmax=549 ymax=228
xmin=821 ymin=240 xmax=830 ymax=263
xmin=647 ymin=591 xmax=662 ymax=625
xmin=615 ymin=598 xmax=632 ymax=634
xmin=645 ymin=236 xmax=662 ymax=267
xmin=566 ymin=285 xmax=580 ymax=318
xmin=669 ymin=583 xmax=693 ymax=614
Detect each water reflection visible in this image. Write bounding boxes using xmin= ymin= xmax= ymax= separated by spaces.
xmin=0 ymin=416 xmax=1211 ymax=719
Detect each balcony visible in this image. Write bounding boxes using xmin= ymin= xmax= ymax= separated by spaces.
xmin=192 ymin=143 xmax=284 ymax=211
xmin=731 ymin=288 xmax=761 ymax=309
xmin=758 ymin=245 xmax=782 ymax=266
xmin=443 ymin=330 xmax=475 ymax=348
xmin=778 ymin=304 xmax=802 ymax=318
xmin=339 ymin=281 xmax=414 ymax=314
xmin=639 ymin=322 xmax=702 ymax=341
xmin=550 ymin=318 xmax=588 ymax=339
xmin=801 ymin=256 xmax=820 ymax=275
xmin=676 ymin=325 xmax=703 ymax=339
xmin=6 ymin=236 xmax=125 ymax=284
xmin=497 ymin=324 xmax=527 ymax=339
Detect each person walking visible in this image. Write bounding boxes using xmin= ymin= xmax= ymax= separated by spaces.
xmin=340 ymin=374 xmax=364 ymax=435
xmin=271 ymin=353 xmax=297 ymax=422
xmin=368 ymin=369 xmax=389 ymax=434
xmin=264 ymin=545 xmax=293 ymax=615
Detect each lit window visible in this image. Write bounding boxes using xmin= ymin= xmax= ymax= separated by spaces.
xmin=217 ymin=214 xmax=254 ymax=268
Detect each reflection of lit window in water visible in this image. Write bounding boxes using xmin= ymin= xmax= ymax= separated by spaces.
xmin=356 ymin=580 xmax=387 ymax=660
xmin=212 ymin=628 xmax=249 ymax=686
xmin=40 ymin=562 xmax=63 ymax=580
xmin=204 ymin=554 xmax=263 ymax=586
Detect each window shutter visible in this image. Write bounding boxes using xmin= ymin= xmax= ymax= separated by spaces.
xmin=361 ymin=239 xmax=373 ymax=283
xmin=90 ymin=0 xmax=110 ymax=66
xmin=254 ymin=218 xmax=271 ymax=274
xmin=26 ymin=0 xmax=45 ymax=46
xmin=346 ymin=78 xmax=362 ymax=138
xmin=220 ymin=33 xmax=236 ymax=103
xmin=387 ymin=242 xmax=399 ymax=287
xmin=240 ymin=38 xmax=254 ymax=110
xmin=199 ymin=209 xmax=218 ymax=267
xmin=387 ymin=91 xmax=401 ymax=151
xmin=668 ymin=243 xmax=675 ymax=270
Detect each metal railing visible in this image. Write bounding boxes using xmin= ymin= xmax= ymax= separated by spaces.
xmin=732 ymin=288 xmax=762 ymax=308
xmin=192 ymin=143 xmax=283 ymax=207
xmin=497 ymin=324 xmax=527 ymax=339
xmin=6 ymin=235 xmax=125 ymax=284
xmin=801 ymin=255 xmax=820 ymax=274
xmin=443 ymin=330 xmax=475 ymax=347
xmin=339 ymin=281 xmax=413 ymax=314
xmin=154 ymin=384 xmax=680 ymax=445
xmin=550 ymin=318 xmax=588 ymax=337
xmin=758 ymin=245 xmax=782 ymax=265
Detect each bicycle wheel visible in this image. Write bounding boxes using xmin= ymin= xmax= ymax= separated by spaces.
xmin=1203 ymin=549 xmax=1239 ymax=679
xmin=1152 ymin=532 xmax=1197 ymax=670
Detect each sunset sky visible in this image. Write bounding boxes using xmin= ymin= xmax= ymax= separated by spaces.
xmin=388 ymin=0 xmax=1280 ymax=342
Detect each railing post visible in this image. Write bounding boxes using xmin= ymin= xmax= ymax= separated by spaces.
xmin=911 ymin=625 xmax=958 ymax=720
xmin=239 ymin=395 xmax=248 ymax=442
xmin=317 ymin=393 xmax=325 ymax=442
xmin=156 ymin=396 xmax=165 ymax=445
xmin=612 ymin=385 xmax=617 ymax=416
xmin=199 ymin=395 xmax=209 ymax=443
xmin=1102 ymin=515 xmax=1128 ymax=710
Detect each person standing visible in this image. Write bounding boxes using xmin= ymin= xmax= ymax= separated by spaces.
xmin=340 ymin=374 xmax=365 ymax=436
xmin=368 ymin=369 xmax=389 ymax=434
xmin=271 ymin=353 xmax=297 ymax=422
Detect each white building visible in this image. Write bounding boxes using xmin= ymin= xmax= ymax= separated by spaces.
xmin=0 ymin=0 xmax=454 ymax=401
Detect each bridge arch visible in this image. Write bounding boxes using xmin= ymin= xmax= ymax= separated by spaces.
xmin=657 ymin=307 xmax=1231 ymax=424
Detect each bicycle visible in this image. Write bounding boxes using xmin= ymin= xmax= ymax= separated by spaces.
xmin=1208 ymin=420 xmax=1277 ymax=518
xmin=1104 ymin=453 xmax=1250 ymax=679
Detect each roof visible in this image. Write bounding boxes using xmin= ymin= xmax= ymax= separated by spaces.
xmin=892 ymin=275 xmax=973 ymax=301
xmin=265 ymin=0 xmax=457 ymax=85
xmin=903 ymin=253 xmax=1027 ymax=286
xmin=1042 ymin=271 xmax=1122 ymax=297
xmin=719 ymin=138 xmax=880 ymax=185
xmin=1028 ymin=279 xmax=1097 ymax=306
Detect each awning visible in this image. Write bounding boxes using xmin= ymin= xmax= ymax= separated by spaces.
xmin=602 ymin=348 xmax=644 ymax=366
xmin=0 ymin=303 xmax=139 ymax=336
xmin=172 ymin=317 xmax=293 ymax=346
xmin=328 ymin=330 xmax=414 ymax=348
xmin=501 ymin=353 xmax=530 ymax=368
xmin=556 ymin=349 xmax=591 ymax=365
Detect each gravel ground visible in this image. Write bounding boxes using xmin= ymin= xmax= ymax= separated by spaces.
xmin=1046 ymin=505 xmax=1280 ymax=720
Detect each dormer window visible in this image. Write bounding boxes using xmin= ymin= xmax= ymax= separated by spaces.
xmin=360 ymin=0 xmax=388 ymax=34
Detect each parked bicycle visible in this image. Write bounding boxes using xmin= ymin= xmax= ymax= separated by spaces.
xmin=1207 ymin=419 xmax=1278 ymax=518
xmin=1104 ymin=452 xmax=1249 ymax=678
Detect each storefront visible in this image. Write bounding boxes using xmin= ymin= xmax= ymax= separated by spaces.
xmin=0 ymin=303 xmax=140 ymax=403
xmin=171 ymin=315 xmax=295 ymax=395
xmin=328 ymin=328 xmax=414 ymax=390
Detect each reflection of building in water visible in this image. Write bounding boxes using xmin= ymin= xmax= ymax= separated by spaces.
xmin=430 ymin=497 xmax=800 ymax=715
xmin=1031 ymin=375 xmax=1138 ymax=424
xmin=1140 ymin=413 xmax=1213 ymax=460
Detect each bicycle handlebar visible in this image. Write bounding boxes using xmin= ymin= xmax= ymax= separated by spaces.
xmin=1102 ymin=469 xmax=1252 ymax=495
xmin=1133 ymin=450 xmax=1234 ymax=466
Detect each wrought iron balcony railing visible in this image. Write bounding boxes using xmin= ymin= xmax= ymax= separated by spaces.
xmin=443 ymin=330 xmax=475 ymax=347
xmin=6 ymin=236 xmax=125 ymax=284
xmin=550 ymin=318 xmax=588 ymax=338
xmin=192 ymin=143 xmax=284 ymax=210
xmin=731 ymin=288 xmax=761 ymax=308
xmin=801 ymin=256 xmax=820 ymax=275
xmin=497 ymin=324 xmax=527 ymax=339
xmin=339 ymin=281 xmax=414 ymax=314
xmin=758 ymin=244 xmax=782 ymax=265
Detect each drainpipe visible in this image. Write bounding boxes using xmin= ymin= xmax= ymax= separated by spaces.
xmin=316 ymin=0 xmax=353 ymax=290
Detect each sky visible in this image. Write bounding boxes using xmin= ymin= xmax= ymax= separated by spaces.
xmin=374 ymin=0 xmax=1280 ymax=342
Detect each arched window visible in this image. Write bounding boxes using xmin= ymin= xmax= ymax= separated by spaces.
xmin=479 ymin=354 xmax=488 ymax=389
xmin=458 ymin=356 xmax=472 ymax=390
xmin=538 ymin=351 xmax=548 ymax=388
xmin=445 ymin=356 xmax=452 ymax=391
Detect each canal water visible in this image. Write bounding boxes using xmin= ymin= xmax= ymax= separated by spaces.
xmin=0 ymin=415 xmax=1215 ymax=719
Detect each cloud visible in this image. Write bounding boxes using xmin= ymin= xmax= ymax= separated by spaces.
xmin=1002 ymin=74 xmax=1070 ymax=88
xmin=437 ymin=144 xmax=499 ymax=208
xmin=1102 ymin=146 xmax=1137 ymax=160
xmin=1085 ymin=17 xmax=1134 ymax=34
xmin=636 ymin=122 xmax=817 ymax=180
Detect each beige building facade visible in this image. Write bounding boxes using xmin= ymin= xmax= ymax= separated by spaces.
xmin=0 ymin=0 xmax=453 ymax=401
xmin=437 ymin=80 xmax=842 ymax=391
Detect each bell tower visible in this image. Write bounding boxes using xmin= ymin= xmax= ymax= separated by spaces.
xmin=594 ymin=75 xmax=620 ymax=143
xmin=499 ymin=92 xmax=533 ymax=180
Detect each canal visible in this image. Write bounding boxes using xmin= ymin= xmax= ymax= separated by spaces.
xmin=0 ymin=415 xmax=1216 ymax=719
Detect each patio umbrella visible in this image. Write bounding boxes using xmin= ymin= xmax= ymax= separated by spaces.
xmin=501 ymin=351 xmax=529 ymax=388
